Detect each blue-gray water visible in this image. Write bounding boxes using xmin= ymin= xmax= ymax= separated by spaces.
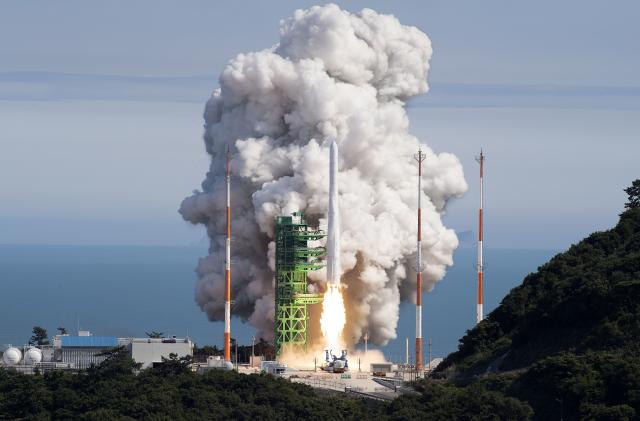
xmin=0 ymin=245 xmax=557 ymax=361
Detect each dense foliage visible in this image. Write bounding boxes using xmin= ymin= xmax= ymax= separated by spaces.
xmin=436 ymin=181 xmax=640 ymax=420
xmin=0 ymin=351 xmax=534 ymax=420
xmin=29 ymin=327 xmax=49 ymax=347
xmin=0 ymin=351 xmax=374 ymax=420
xmin=625 ymin=180 xmax=640 ymax=210
xmin=387 ymin=380 xmax=533 ymax=420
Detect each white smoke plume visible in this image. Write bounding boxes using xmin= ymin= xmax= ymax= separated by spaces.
xmin=180 ymin=4 xmax=467 ymax=346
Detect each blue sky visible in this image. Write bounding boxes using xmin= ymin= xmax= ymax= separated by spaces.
xmin=1 ymin=0 xmax=639 ymax=248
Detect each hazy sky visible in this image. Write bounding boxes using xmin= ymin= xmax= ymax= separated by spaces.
xmin=1 ymin=0 xmax=639 ymax=249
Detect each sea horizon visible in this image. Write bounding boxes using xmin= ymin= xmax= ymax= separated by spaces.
xmin=0 ymin=243 xmax=558 ymax=362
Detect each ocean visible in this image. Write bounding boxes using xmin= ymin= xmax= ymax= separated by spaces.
xmin=0 ymin=244 xmax=557 ymax=361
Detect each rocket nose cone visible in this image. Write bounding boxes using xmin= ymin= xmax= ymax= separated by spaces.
xmin=331 ymin=139 xmax=338 ymax=153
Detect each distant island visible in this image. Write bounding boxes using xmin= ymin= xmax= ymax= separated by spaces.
xmin=0 ymin=180 xmax=638 ymax=420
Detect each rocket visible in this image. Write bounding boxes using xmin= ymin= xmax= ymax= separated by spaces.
xmin=326 ymin=140 xmax=341 ymax=286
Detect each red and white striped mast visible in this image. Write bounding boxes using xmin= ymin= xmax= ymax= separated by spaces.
xmin=475 ymin=149 xmax=484 ymax=324
xmin=414 ymin=147 xmax=426 ymax=373
xmin=224 ymin=146 xmax=232 ymax=362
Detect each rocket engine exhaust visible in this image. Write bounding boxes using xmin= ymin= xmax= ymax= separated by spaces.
xmin=180 ymin=4 xmax=468 ymax=346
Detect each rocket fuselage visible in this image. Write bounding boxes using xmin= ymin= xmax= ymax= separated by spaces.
xmin=327 ymin=140 xmax=341 ymax=286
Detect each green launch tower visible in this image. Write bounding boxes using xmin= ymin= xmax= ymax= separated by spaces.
xmin=274 ymin=211 xmax=325 ymax=356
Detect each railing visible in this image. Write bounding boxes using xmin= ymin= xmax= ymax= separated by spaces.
xmin=345 ymin=388 xmax=395 ymax=402
xmin=290 ymin=377 xmax=346 ymax=391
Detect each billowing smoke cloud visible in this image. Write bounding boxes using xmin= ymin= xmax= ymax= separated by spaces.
xmin=180 ymin=4 xmax=467 ymax=346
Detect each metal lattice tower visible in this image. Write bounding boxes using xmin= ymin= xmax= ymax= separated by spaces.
xmin=275 ymin=211 xmax=325 ymax=357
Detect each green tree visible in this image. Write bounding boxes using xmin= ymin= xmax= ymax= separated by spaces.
xmin=624 ymin=179 xmax=640 ymax=209
xmin=145 ymin=331 xmax=164 ymax=338
xmin=57 ymin=326 xmax=68 ymax=335
xmin=29 ymin=326 xmax=49 ymax=346
xmin=153 ymin=353 xmax=194 ymax=376
xmin=91 ymin=346 xmax=142 ymax=376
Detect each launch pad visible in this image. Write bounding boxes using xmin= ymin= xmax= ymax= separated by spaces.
xmin=274 ymin=211 xmax=325 ymax=356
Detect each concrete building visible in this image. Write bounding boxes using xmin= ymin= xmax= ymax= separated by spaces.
xmin=53 ymin=333 xmax=118 ymax=369
xmin=127 ymin=337 xmax=193 ymax=369
xmin=1 ymin=331 xmax=194 ymax=372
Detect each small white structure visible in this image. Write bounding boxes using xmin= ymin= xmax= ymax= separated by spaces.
xmin=370 ymin=362 xmax=394 ymax=376
xmin=2 ymin=347 xmax=22 ymax=365
xmin=197 ymin=356 xmax=233 ymax=373
xmin=250 ymin=355 xmax=263 ymax=367
xmin=261 ymin=360 xmax=286 ymax=376
xmin=24 ymin=348 xmax=43 ymax=365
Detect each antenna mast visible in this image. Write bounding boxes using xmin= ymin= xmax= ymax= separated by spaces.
xmin=475 ymin=149 xmax=485 ymax=324
xmin=224 ymin=146 xmax=232 ymax=361
xmin=414 ymin=147 xmax=427 ymax=373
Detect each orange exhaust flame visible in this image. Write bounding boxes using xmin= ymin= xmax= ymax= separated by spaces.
xmin=320 ymin=284 xmax=346 ymax=352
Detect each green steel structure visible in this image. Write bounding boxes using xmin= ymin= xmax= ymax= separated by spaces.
xmin=275 ymin=211 xmax=325 ymax=356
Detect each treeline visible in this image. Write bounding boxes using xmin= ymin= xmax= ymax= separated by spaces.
xmin=0 ymin=349 xmax=533 ymax=420
xmin=194 ymin=337 xmax=276 ymax=363
xmin=0 ymin=350 xmax=372 ymax=420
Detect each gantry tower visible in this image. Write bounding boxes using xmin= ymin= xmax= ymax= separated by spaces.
xmin=274 ymin=211 xmax=325 ymax=356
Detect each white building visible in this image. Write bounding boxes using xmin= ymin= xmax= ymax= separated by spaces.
xmin=2 ymin=331 xmax=193 ymax=371
xmin=125 ymin=337 xmax=193 ymax=369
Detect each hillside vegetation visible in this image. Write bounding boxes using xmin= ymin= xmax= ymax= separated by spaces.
xmin=436 ymin=180 xmax=640 ymax=420
xmin=0 ymin=350 xmax=531 ymax=420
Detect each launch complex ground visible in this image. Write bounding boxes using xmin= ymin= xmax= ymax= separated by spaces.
xmin=228 ymin=362 xmax=441 ymax=402
xmin=218 ymin=141 xmax=484 ymax=383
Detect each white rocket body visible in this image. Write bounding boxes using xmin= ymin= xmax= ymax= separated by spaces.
xmin=327 ymin=140 xmax=341 ymax=286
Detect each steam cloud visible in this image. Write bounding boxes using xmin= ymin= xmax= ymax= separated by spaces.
xmin=180 ymin=4 xmax=467 ymax=346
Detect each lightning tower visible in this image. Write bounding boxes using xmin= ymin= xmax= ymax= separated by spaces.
xmin=475 ymin=149 xmax=485 ymax=324
xmin=414 ymin=148 xmax=426 ymax=373
xmin=224 ymin=147 xmax=231 ymax=362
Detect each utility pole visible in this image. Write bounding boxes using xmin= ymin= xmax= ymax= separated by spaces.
xmin=251 ymin=336 xmax=255 ymax=367
xmin=405 ymin=337 xmax=409 ymax=365
xmin=233 ymin=338 xmax=238 ymax=372
xmin=428 ymin=338 xmax=432 ymax=372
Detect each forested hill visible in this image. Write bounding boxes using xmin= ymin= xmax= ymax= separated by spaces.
xmin=433 ymin=180 xmax=640 ymax=419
